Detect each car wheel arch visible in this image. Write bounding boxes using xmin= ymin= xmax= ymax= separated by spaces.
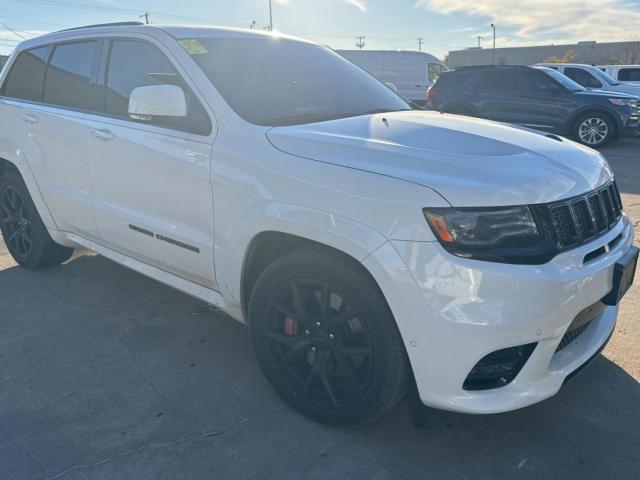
xmin=568 ymin=108 xmax=620 ymax=138
xmin=240 ymin=231 xmax=389 ymax=322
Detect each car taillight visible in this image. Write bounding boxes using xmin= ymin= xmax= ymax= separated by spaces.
xmin=426 ymin=87 xmax=434 ymax=102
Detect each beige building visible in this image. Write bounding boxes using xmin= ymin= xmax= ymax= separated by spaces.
xmin=448 ymin=40 xmax=640 ymax=68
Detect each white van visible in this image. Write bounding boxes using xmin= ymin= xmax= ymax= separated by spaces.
xmin=536 ymin=63 xmax=640 ymax=96
xmin=599 ymin=65 xmax=640 ymax=85
xmin=338 ymin=50 xmax=449 ymax=106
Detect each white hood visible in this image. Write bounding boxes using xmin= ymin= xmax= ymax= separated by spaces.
xmin=266 ymin=110 xmax=613 ymax=207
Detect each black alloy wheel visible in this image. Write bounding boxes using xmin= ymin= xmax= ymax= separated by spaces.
xmin=263 ymin=278 xmax=375 ymax=409
xmin=0 ymin=185 xmax=33 ymax=261
xmin=249 ymin=249 xmax=409 ymax=426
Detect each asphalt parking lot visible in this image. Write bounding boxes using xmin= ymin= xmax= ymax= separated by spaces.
xmin=1 ymin=139 xmax=639 ymax=480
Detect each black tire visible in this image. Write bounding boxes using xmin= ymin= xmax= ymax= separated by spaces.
xmin=0 ymin=170 xmax=73 ymax=269
xmin=248 ymin=249 xmax=410 ymax=426
xmin=573 ymin=112 xmax=615 ymax=148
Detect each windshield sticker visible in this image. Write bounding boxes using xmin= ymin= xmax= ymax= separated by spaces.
xmin=178 ymin=39 xmax=208 ymax=55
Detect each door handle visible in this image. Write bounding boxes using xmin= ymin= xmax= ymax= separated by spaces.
xmin=19 ymin=113 xmax=38 ymax=124
xmin=91 ymin=128 xmax=115 ymax=141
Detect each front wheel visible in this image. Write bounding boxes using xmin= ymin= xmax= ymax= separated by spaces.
xmin=248 ymin=249 xmax=410 ymax=426
xmin=574 ymin=113 xmax=615 ymax=148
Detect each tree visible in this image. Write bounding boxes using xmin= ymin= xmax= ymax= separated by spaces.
xmin=544 ymin=50 xmax=577 ymax=63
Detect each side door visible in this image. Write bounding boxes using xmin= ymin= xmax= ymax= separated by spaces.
xmin=511 ymin=69 xmax=574 ymax=132
xmin=4 ymin=41 xmax=101 ymax=238
xmin=87 ymin=38 xmax=217 ymax=289
xmin=470 ymin=69 xmax=520 ymax=122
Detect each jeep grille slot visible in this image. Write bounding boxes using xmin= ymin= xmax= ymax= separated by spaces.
xmin=547 ymin=181 xmax=622 ymax=250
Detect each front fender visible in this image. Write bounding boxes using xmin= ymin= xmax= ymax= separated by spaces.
xmin=215 ymin=200 xmax=390 ymax=312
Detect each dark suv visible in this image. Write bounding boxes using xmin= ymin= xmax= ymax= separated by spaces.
xmin=428 ymin=65 xmax=640 ymax=147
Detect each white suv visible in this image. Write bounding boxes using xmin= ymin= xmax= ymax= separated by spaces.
xmin=0 ymin=23 xmax=637 ymax=425
xmin=536 ymin=63 xmax=640 ymax=96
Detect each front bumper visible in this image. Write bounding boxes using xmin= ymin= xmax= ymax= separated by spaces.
xmin=363 ymin=215 xmax=635 ymax=414
xmin=620 ymin=111 xmax=640 ymax=137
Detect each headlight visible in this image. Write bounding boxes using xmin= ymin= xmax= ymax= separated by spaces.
xmin=609 ymin=98 xmax=639 ymax=108
xmin=423 ymin=206 xmax=550 ymax=263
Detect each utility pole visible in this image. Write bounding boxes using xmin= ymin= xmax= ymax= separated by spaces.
xmin=140 ymin=10 xmax=150 ymax=25
xmin=356 ymin=36 xmax=366 ymax=50
xmin=268 ymin=0 xmax=273 ymax=31
xmin=476 ymin=36 xmax=483 ymax=48
xmin=417 ymin=37 xmax=424 ymax=52
xmin=490 ymin=23 xmax=496 ymax=64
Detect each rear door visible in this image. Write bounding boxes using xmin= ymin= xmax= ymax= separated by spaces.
xmin=4 ymin=40 xmax=101 ymax=237
xmin=471 ymin=69 xmax=520 ymax=122
xmin=86 ymin=38 xmax=217 ymax=288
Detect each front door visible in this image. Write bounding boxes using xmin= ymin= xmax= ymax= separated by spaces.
xmin=87 ymin=38 xmax=217 ymax=288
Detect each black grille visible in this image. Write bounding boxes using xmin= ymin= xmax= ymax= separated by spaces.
xmin=556 ymin=320 xmax=593 ymax=352
xmin=548 ymin=181 xmax=623 ymax=249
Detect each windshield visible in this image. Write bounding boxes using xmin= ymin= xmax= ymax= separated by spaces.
xmin=537 ymin=67 xmax=586 ymax=92
xmin=182 ymin=37 xmax=410 ymax=127
xmin=590 ymin=67 xmax=622 ymax=86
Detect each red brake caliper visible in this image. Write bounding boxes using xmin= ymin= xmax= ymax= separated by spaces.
xmin=284 ymin=315 xmax=299 ymax=336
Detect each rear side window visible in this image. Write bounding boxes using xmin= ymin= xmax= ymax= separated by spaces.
xmin=474 ymin=70 xmax=519 ymax=91
xmin=1 ymin=46 xmax=49 ymax=101
xmin=43 ymin=41 xmax=100 ymax=111
xmin=619 ymin=68 xmax=640 ymax=81
xmin=433 ymin=71 xmax=469 ymax=89
xmin=564 ymin=67 xmax=602 ymax=88
xmin=104 ymin=39 xmax=211 ymax=135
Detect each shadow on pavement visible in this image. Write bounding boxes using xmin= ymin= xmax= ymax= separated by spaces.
xmin=1 ymin=254 xmax=639 ymax=479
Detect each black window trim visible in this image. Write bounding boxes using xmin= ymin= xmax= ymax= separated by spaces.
xmin=99 ymin=36 xmax=213 ymax=137
xmin=0 ymin=36 xmax=214 ymax=139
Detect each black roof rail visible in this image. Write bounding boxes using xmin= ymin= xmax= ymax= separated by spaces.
xmin=57 ymin=21 xmax=144 ymax=32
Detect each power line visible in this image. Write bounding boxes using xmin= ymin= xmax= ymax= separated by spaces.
xmin=0 ymin=20 xmax=27 ymax=40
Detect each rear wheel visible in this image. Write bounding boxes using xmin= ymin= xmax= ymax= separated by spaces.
xmin=0 ymin=170 xmax=73 ymax=269
xmin=248 ymin=249 xmax=409 ymax=426
xmin=574 ymin=113 xmax=615 ymax=148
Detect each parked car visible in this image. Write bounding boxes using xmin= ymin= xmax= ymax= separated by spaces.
xmin=338 ymin=50 xmax=449 ymax=106
xmin=536 ymin=63 xmax=640 ymax=96
xmin=0 ymin=24 xmax=637 ymax=426
xmin=428 ymin=65 xmax=640 ymax=147
xmin=599 ymin=65 xmax=640 ymax=84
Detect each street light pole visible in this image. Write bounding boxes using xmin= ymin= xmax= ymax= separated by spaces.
xmin=269 ymin=0 xmax=273 ymax=31
xmin=490 ymin=23 xmax=496 ymax=64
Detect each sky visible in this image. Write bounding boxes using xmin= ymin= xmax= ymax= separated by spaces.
xmin=2 ymin=0 xmax=640 ymax=58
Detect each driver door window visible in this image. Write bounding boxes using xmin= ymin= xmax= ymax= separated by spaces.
xmin=104 ymin=39 xmax=211 ymax=135
xmin=564 ymin=68 xmax=602 ymax=89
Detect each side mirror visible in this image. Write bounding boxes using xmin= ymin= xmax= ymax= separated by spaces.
xmin=128 ymin=85 xmax=187 ymax=119
xmin=385 ymin=82 xmax=398 ymax=93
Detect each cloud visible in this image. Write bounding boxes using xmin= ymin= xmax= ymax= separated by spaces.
xmin=415 ymin=0 xmax=640 ymax=42
xmin=274 ymin=0 xmax=290 ymax=4
xmin=342 ymin=0 xmax=367 ymax=12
